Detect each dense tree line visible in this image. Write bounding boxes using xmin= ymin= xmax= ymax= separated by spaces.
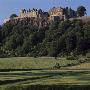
xmin=0 ymin=18 xmax=90 ymax=58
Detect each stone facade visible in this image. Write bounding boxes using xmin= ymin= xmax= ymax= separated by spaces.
xmin=49 ymin=7 xmax=65 ymax=21
xmin=19 ymin=8 xmax=44 ymax=18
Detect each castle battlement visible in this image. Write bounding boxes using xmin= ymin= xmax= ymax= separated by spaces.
xmin=19 ymin=8 xmax=44 ymax=18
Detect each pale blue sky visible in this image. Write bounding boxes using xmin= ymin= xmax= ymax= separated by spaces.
xmin=0 ymin=0 xmax=90 ymax=24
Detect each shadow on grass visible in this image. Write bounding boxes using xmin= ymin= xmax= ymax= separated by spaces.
xmin=0 ymin=75 xmax=52 ymax=85
xmin=0 ymin=71 xmax=89 ymax=78
xmin=77 ymin=75 xmax=90 ymax=81
xmin=2 ymin=85 xmax=90 ymax=90
xmin=0 ymin=70 xmax=90 ymax=85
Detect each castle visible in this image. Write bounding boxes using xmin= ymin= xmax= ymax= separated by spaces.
xmin=4 ymin=7 xmax=77 ymax=23
xmin=49 ymin=7 xmax=65 ymax=21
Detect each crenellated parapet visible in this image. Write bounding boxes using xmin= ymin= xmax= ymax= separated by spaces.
xmin=19 ymin=8 xmax=44 ymax=18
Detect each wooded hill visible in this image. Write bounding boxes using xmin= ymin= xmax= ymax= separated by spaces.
xmin=0 ymin=17 xmax=90 ymax=58
xmin=0 ymin=6 xmax=89 ymax=57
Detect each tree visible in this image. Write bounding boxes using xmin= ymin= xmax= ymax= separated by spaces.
xmin=21 ymin=39 xmax=32 ymax=54
xmin=10 ymin=14 xmax=18 ymax=19
xmin=49 ymin=21 xmax=59 ymax=30
xmin=77 ymin=6 xmax=86 ymax=17
xmin=46 ymin=41 xmax=58 ymax=58
xmin=1 ymin=23 xmax=13 ymax=38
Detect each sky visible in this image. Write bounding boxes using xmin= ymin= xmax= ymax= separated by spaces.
xmin=0 ymin=0 xmax=90 ymax=24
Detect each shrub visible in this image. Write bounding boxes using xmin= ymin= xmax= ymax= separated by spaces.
xmin=67 ymin=64 xmax=72 ymax=66
xmin=86 ymin=53 xmax=90 ymax=58
xmin=66 ymin=56 xmax=78 ymax=60
xmin=53 ymin=63 xmax=61 ymax=69
xmin=0 ymin=54 xmax=9 ymax=58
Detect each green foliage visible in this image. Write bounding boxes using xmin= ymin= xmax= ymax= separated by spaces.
xmin=63 ymin=7 xmax=76 ymax=18
xmin=10 ymin=14 xmax=18 ymax=18
xmin=53 ymin=63 xmax=61 ymax=69
xmin=66 ymin=56 xmax=79 ymax=60
xmin=86 ymin=52 xmax=90 ymax=58
xmin=77 ymin=6 xmax=86 ymax=17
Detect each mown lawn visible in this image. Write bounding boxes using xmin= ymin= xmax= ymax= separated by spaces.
xmin=0 ymin=70 xmax=90 ymax=90
xmin=0 ymin=57 xmax=90 ymax=90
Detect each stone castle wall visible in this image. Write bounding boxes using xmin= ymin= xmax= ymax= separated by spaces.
xmin=49 ymin=7 xmax=65 ymax=21
xmin=19 ymin=9 xmax=40 ymax=18
xmin=4 ymin=7 xmax=77 ymax=23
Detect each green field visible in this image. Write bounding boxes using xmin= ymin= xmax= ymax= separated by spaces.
xmin=0 ymin=70 xmax=90 ymax=90
xmin=0 ymin=57 xmax=89 ymax=70
xmin=0 ymin=57 xmax=78 ymax=70
xmin=0 ymin=57 xmax=90 ymax=90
